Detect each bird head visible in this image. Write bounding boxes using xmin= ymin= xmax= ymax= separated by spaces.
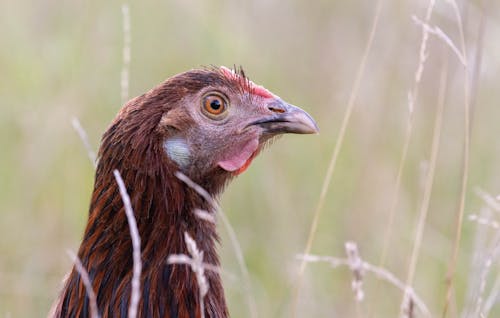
xmin=103 ymin=66 xmax=318 ymax=191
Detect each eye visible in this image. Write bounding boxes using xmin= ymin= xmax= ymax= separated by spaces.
xmin=201 ymin=93 xmax=228 ymax=119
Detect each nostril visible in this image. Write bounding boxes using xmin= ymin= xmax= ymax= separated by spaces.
xmin=267 ymin=105 xmax=286 ymax=114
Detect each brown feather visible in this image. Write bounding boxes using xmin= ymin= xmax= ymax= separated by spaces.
xmin=50 ymin=67 xmax=318 ymax=318
xmin=52 ymin=69 xmax=236 ymax=318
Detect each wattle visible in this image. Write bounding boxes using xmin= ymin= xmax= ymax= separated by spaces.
xmin=217 ymin=139 xmax=259 ymax=173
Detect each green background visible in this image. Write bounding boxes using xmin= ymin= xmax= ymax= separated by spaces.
xmin=1 ymin=0 xmax=499 ymax=317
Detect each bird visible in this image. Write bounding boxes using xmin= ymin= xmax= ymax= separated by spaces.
xmin=50 ymin=66 xmax=318 ymax=318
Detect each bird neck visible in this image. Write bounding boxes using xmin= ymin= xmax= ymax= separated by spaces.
xmin=56 ymin=163 xmax=229 ymax=318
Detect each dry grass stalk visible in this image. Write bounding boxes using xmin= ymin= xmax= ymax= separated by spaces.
xmin=66 ymin=250 xmax=100 ymax=318
xmin=175 ymin=171 xmax=257 ymax=318
xmin=184 ymin=232 xmax=209 ymax=300
xmin=473 ymin=234 xmax=500 ymax=317
xmin=345 ymin=242 xmax=365 ymax=302
xmin=292 ymin=1 xmax=384 ymax=315
xmin=168 ymin=232 xmax=210 ymax=318
xmin=443 ymin=0 xmax=471 ymax=315
xmin=475 ymin=188 xmax=500 ymax=213
xmin=401 ymin=45 xmax=448 ymax=318
xmin=121 ymin=4 xmax=131 ymax=105
xmin=412 ymin=0 xmax=436 ymax=96
xmin=466 ymin=190 xmax=500 ymax=317
xmin=468 ymin=0 xmax=487 ymax=113
xmin=71 ymin=117 xmax=97 ymax=167
xmin=463 ymin=207 xmax=490 ymax=317
xmin=167 ymin=254 xmax=222 ymax=276
xmin=193 ymin=208 xmax=216 ymax=224
xmin=297 ymin=242 xmax=430 ymax=317
xmin=113 ymin=169 xmax=142 ymax=318
xmin=166 ymin=234 xmax=242 ymax=317
xmin=411 ymin=15 xmax=466 ymax=66
xmin=483 ymin=274 xmax=500 ymax=316
xmin=379 ymin=0 xmax=436 ymax=272
xmin=468 ymin=214 xmax=499 ymax=230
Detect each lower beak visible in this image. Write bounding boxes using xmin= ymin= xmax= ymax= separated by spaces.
xmin=249 ymin=101 xmax=319 ymax=135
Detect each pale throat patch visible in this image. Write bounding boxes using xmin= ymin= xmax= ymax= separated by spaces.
xmin=164 ymin=137 xmax=191 ymax=168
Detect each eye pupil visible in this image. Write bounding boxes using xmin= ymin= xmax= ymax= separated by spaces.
xmin=210 ymin=100 xmax=221 ymax=110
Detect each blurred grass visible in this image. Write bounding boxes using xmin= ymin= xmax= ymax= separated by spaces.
xmin=1 ymin=0 xmax=500 ymax=317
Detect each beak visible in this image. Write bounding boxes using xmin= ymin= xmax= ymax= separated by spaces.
xmin=249 ymin=100 xmax=319 ymax=135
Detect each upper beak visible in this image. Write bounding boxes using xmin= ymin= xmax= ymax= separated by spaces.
xmin=248 ymin=100 xmax=319 ymax=135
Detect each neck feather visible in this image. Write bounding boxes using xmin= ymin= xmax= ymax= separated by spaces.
xmin=53 ymin=157 xmax=228 ymax=318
